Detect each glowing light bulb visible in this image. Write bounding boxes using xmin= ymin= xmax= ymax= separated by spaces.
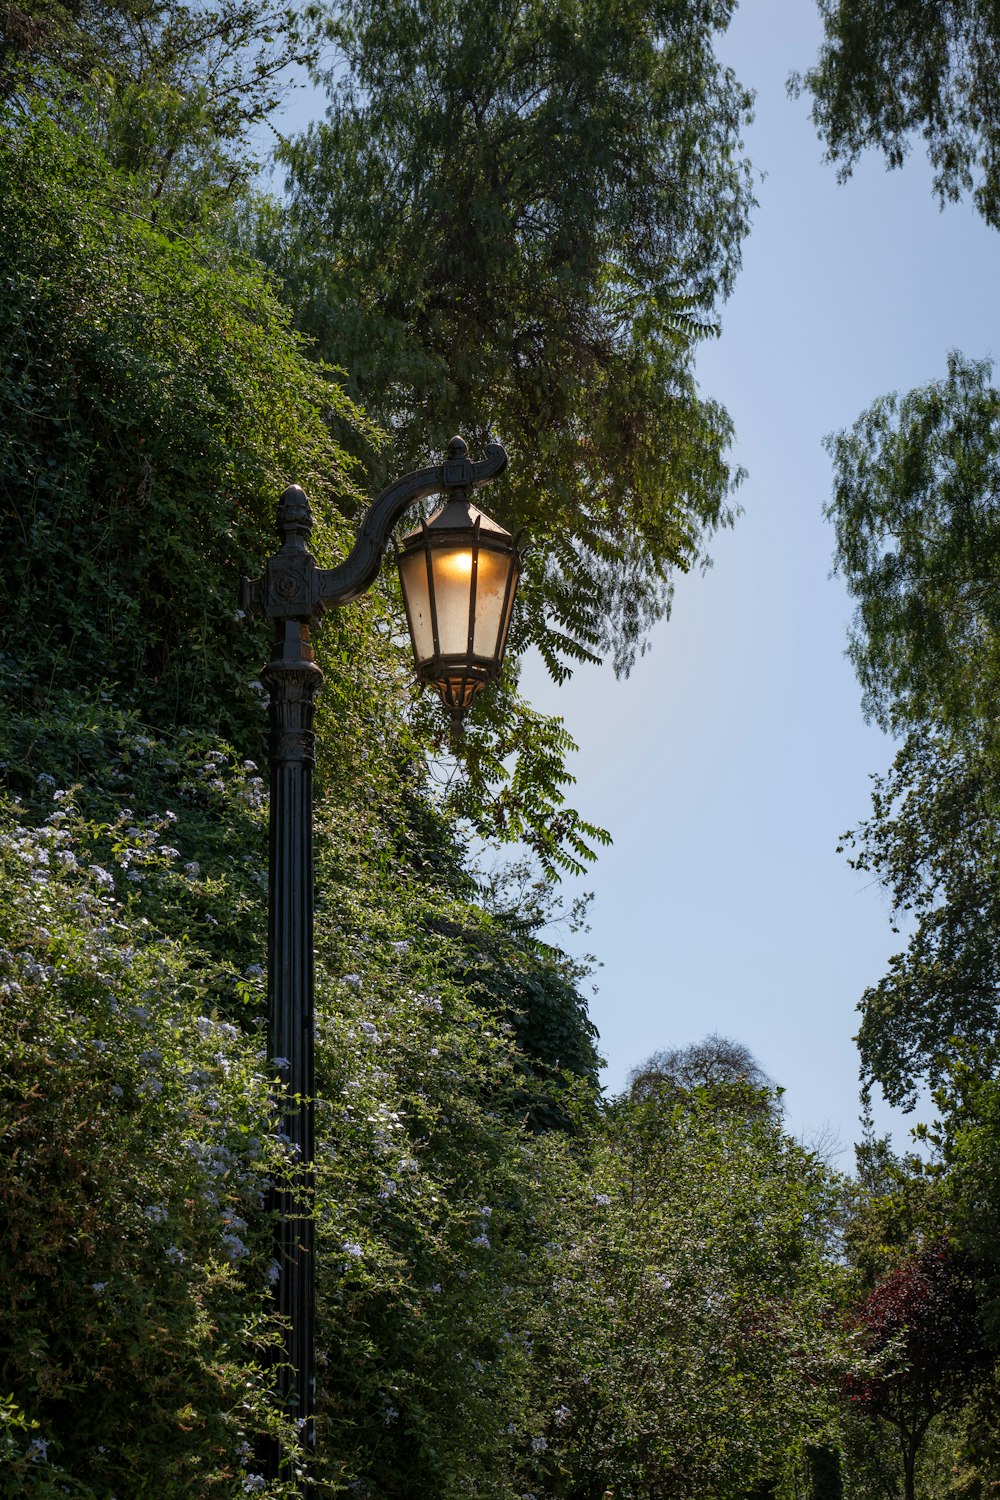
xmin=437 ymin=549 xmax=474 ymax=579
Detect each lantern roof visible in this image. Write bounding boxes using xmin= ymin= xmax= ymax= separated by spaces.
xmin=401 ymin=494 xmax=514 ymax=546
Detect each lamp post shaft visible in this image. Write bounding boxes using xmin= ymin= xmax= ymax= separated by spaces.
xmin=262 ymin=617 xmax=322 ymax=1464
xmin=240 ymin=443 xmax=510 ymax=1478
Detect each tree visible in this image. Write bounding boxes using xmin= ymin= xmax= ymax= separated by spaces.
xmin=825 ymin=351 xmax=1000 ymax=745
xmin=793 ymin=0 xmax=1000 ymax=230
xmin=521 ymin=1084 xmax=848 ymax=1498
xmin=825 ymin=353 xmax=1000 ymax=1105
xmin=627 ymin=1032 xmax=774 ymax=1103
xmin=262 ymin=0 xmax=755 ymax=687
xmin=844 ymin=1245 xmax=986 ymax=1500
xmin=843 ymin=731 xmax=1000 ymax=1108
xmin=1 ymin=0 xmax=313 ymax=215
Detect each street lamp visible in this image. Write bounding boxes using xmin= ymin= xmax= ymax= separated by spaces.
xmin=240 ymin=436 xmax=517 ymax=1475
xmin=397 ymin=490 xmax=520 ymax=732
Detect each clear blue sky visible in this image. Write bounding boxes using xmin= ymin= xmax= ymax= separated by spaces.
xmin=268 ymin=2 xmax=998 ymax=1161
xmin=521 ymin=0 xmax=998 ymax=1160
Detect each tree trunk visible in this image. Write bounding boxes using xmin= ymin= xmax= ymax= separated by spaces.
xmin=901 ymin=1434 xmax=918 ymax=1500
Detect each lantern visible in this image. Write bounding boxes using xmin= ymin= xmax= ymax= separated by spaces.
xmin=397 ymin=491 xmax=521 ymax=724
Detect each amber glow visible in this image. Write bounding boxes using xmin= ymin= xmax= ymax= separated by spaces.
xmin=436 ymin=548 xmax=475 ymax=580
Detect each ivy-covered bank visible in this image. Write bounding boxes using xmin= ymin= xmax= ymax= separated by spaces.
xmin=1 ymin=13 xmax=856 ymax=1498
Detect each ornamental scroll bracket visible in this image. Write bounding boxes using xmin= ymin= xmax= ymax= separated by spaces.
xmin=240 ymin=437 xmax=508 ymax=623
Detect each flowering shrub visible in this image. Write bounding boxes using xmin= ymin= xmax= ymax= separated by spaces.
xmin=0 ymin=789 xmax=303 ymax=1496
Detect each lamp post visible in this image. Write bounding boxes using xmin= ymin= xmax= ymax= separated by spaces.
xmin=240 ymin=437 xmax=518 ymax=1475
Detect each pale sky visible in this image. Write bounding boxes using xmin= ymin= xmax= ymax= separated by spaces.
xmin=267 ymin=1 xmax=999 ymax=1163
xmin=521 ymin=0 xmax=998 ymax=1160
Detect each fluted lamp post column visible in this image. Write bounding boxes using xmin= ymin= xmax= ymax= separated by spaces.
xmin=240 ymin=438 xmax=518 ymax=1476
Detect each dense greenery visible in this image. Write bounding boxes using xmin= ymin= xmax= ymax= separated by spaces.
xmin=10 ymin=0 xmax=993 ymax=1495
xmin=260 ymin=0 xmax=754 ymax=685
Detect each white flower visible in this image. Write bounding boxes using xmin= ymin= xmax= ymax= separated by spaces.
xmin=165 ymin=1245 xmax=185 ymax=1264
xmin=391 ymin=941 xmax=409 ymax=955
xmin=242 ymin=1476 xmax=266 ymax=1493
xmin=267 ymin=1261 xmax=281 ymax=1284
xmin=342 ymin=1241 xmax=364 ymax=1259
xmin=88 ymin=865 xmax=114 ymax=889
xmin=184 ymin=862 xmax=200 ymax=879
xmin=378 ymin=1181 xmax=397 ymax=1199
xmin=553 ymin=1404 xmax=572 ymax=1426
xmin=91 ymin=1282 xmax=108 ymax=1293
xmin=221 ymin=1233 xmax=248 ymax=1261
xmin=531 ymin=1436 xmax=548 ymax=1453
xmin=26 ymin=1437 xmax=48 ymax=1462
xmin=471 ymin=1234 xmax=490 ymax=1250
xmin=143 ymin=1204 xmax=168 ymax=1224
xmin=594 ymin=1193 xmax=611 ymax=1207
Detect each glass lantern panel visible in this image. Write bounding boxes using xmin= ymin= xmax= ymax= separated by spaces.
xmin=398 ymin=549 xmax=434 ymax=663
xmin=497 ymin=558 xmax=521 ymax=651
xmin=430 ymin=546 xmax=476 ymax=657
xmin=472 ymin=547 xmax=514 ymax=659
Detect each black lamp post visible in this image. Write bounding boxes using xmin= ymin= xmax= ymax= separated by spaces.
xmin=240 ymin=437 xmax=517 ymax=1475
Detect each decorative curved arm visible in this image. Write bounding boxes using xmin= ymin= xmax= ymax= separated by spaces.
xmin=318 ymin=438 xmax=507 ymax=607
xmin=240 ymin=437 xmax=507 ymax=621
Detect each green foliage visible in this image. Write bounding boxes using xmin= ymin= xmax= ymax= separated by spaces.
xmin=0 ymin=103 xmax=373 ymax=750
xmin=807 ymin=1443 xmax=843 ymax=1500
xmin=793 ymin=0 xmax=1000 ymax=230
xmin=843 ymin=732 xmax=1000 ymax=1108
xmin=0 ymin=16 xmax=858 ymax=1496
xmin=523 ymin=1087 xmax=849 ymax=1499
xmin=0 ymin=0 xmax=313 ymax=214
xmin=825 ymin=352 xmax=1000 ymax=743
xmin=260 ymin=0 xmax=753 ymax=683
xmin=0 ymin=790 xmax=301 ymax=1497
xmin=825 ymin=353 xmax=1000 ymax=1100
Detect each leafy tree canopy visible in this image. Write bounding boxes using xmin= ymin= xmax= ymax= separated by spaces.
xmin=826 ymin=354 xmax=1000 ymax=1105
xmin=826 ymin=351 xmax=1000 ymax=744
xmin=844 ymin=732 xmax=1000 ymax=1107
xmin=1 ymin=0 xmax=312 ymax=214
xmin=627 ymin=1031 xmax=774 ymax=1105
xmin=794 ymin=0 xmax=1000 ymax=230
xmin=257 ymin=0 xmax=755 ymax=686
